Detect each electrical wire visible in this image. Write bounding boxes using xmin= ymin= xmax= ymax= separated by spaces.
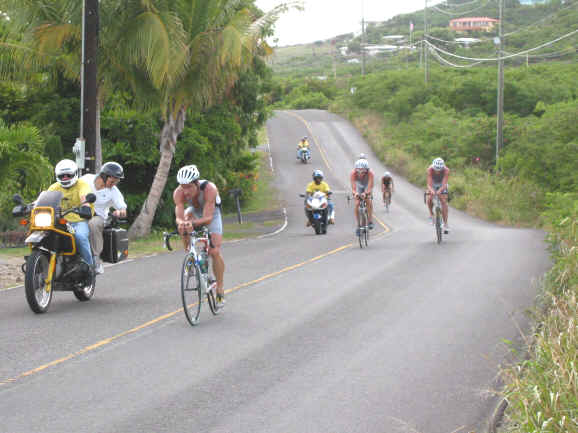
xmin=424 ymin=29 xmax=578 ymax=61
xmin=504 ymin=0 xmax=578 ymax=37
xmin=428 ymin=45 xmax=485 ymax=67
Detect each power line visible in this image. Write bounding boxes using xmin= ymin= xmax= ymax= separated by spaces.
xmin=425 ymin=29 xmax=578 ymax=62
xmin=504 ymin=0 xmax=578 ymax=37
xmin=431 ymin=1 xmax=490 ymax=16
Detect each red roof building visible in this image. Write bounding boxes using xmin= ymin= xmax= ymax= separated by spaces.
xmin=449 ymin=17 xmax=499 ymax=32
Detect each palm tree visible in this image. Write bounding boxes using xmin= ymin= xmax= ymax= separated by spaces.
xmin=127 ymin=0 xmax=301 ymax=238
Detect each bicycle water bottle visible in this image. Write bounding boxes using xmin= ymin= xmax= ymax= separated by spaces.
xmin=199 ymin=252 xmax=209 ymax=273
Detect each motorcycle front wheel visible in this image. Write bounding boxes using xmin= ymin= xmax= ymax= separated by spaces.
xmin=25 ymin=250 xmax=53 ymax=314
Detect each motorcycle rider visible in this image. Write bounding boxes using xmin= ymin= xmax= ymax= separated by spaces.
xmin=297 ymin=136 xmax=310 ymax=160
xmin=81 ymin=162 xmax=127 ymax=274
xmin=173 ymin=164 xmax=226 ymax=308
xmin=305 ymin=169 xmax=335 ymax=226
xmin=47 ymin=159 xmax=94 ymax=267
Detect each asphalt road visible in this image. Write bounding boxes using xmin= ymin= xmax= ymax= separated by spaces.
xmin=0 ymin=110 xmax=550 ymax=433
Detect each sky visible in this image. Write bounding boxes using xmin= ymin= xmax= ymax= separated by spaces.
xmin=254 ymin=0 xmax=442 ymax=46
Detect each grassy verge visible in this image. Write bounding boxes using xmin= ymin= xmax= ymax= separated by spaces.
xmin=499 ymin=204 xmax=577 ymax=432
xmin=330 ymin=102 xmax=543 ymax=227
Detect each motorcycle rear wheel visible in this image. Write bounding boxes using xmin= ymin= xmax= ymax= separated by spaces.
xmin=73 ymin=269 xmax=96 ymax=301
xmin=25 ymin=250 xmax=53 ymax=314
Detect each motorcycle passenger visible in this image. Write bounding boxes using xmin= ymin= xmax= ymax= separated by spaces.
xmin=381 ymin=171 xmax=394 ymax=205
xmin=297 ymin=136 xmax=310 ymax=160
xmin=173 ymin=164 xmax=226 ymax=308
xmin=47 ymin=159 xmax=94 ymax=267
xmin=350 ymin=158 xmax=375 ymax=234
xmin=81 ymin=162 xmax=127 ymax=274
xmin=426 ymin=157 xmax=450 ymax=233
xmin=305 ymin=169 xmax=335 ymax=226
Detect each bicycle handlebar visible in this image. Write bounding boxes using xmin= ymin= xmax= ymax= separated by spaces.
xmin=163 ymin=227 xmax=210 ymax=251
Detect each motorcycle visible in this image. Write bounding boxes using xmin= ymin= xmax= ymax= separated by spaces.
xmin=12 ymin=191 xmax=97 ymax=313
xmin=300 ymin=191 xmax=332 ymax=235
xmin=297 ymin=147 xmax=311 ymax=164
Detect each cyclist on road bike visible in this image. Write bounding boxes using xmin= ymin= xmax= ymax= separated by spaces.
xmin=173 ymin=164 xmax=226 ymax=307
xmin=297 ymin=136 xmax=311 ymax=160
xmin=426 ymin=157 xmax=450 ymax=233
xmin=305 ymin=169 xmax=335 ymax=225
xmin=350 ymin=158 xmax=375 ymax=234
xmin=381 ymin=171 xmax=394 ymax=206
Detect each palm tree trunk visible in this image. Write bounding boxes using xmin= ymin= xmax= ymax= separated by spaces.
xmin=128 ymin=107 xmax=186 ymax=239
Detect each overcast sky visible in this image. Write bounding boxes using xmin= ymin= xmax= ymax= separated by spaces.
xmin=254 ymin=0 xmax=443 ymax=46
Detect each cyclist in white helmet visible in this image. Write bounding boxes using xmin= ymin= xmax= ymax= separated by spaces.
xmin=426 ymin=157 xmax=450 ymax=233
xmin=350 ymin=157 xmax=375 ymax=233
xmin=173 ymin=164 xmax=226 ymax=307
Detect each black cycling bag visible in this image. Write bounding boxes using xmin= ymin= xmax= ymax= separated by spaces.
xmin=101 ymin=228 xmax=129 ymax=263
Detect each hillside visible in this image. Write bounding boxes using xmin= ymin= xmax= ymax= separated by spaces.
xmin=270 ymin=0 xmax=578 ymax=76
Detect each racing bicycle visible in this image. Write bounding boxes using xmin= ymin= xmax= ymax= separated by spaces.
xmin=348 ymin=193 xmax=369 ymax=248
xmin=163 ymin=227 xmax=220 ymax=326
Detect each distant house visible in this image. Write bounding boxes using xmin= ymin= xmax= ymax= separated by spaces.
xmin=449 ymin=17 xmax=499 ymax=32
xmin=455 ymin=37 xmax=481 ymax=47
xmin=519 ymin=0 xmax=547 ymax=4
xmin=363 ymin=44 xmax=398 ymax=56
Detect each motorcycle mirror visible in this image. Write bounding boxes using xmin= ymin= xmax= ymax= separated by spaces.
xmin=12 ymin=194 xmax=23 ymax=204
xmin=299 ymin=194 xmax=305 ymax=198
xmin=85 ymin=193 xmax=97 ymax=204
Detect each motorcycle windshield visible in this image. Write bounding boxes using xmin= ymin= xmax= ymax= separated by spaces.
xmin=34 ymin=191 xmax=63 ymax=209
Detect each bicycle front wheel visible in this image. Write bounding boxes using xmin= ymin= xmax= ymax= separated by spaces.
xmin=181 ymin=254 xmax=202 ymax=326
xmin=435 ymin=211 xmax=443 ymax=244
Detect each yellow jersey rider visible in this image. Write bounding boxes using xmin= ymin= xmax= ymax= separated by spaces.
xmin=304 ymin=169 xmax=335 ymax=226
xmin=296 ymin=136 xmax=311 ymax=160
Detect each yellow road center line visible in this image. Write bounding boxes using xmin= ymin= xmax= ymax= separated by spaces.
xmin=0 ymin=242 xmax=358 ymax=387
xmin=284 ymin=111 xmax=333 ymax=175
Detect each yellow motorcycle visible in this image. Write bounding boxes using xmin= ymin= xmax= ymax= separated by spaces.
xmin=12 ymin=191 xmax=97 ymax=313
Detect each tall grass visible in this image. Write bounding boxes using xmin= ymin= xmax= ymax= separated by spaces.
xmin=500 ymin=202 xmax=577 ymax=432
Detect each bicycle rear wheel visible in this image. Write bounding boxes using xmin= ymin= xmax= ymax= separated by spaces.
xmin=363 ymin=222 xmax=369 ymax=247
xmin=207 ymin=284 xmax=221 ymax=315
xmin=357 ymin=207 xmax=366 ymax=249
xmin=181 ymin=254 xmax=202 ymax=325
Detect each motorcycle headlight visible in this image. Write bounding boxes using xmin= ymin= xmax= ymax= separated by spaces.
xmin=33 ymin=211 xmax=53 ymax=227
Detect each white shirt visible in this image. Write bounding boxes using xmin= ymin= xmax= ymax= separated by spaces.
xmin=81 ymin=173 xmax=127 ymax=219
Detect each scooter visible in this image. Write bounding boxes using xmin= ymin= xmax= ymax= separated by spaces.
xmin=297 ymin=147 xmax=311 ymax=164
xmin=12 ymin=191 xmax=97 ymax=313
xmin=300 ymin=191 xmax=333 ymax=235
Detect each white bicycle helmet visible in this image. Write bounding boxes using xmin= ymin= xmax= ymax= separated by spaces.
xmin=312 ymin=169 xmax=324 ymax=180
xmin=354 ymin=159 xmax=369 ymax=170
xmin=55 ymin=159 xmax=79 ymax=188
xmin=432 ymin=158 xmax=445 ymax=171
xmin=358 ymin=153 xmax=367 ymax=159
xmin=383 ymin=171 xmax=391 ymax=178
xmin=177 ymin=165 xmax=200 ymax=184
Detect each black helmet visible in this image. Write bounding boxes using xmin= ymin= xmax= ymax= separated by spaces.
xmin=100 ymin=161 xmax=124 ymax=179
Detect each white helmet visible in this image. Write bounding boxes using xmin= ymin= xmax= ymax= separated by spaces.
xmin=55 ymin=159 xmax=79 ymax=188
xmin=354 ymin=159 xmax=369 ymax=170
xmin=312 ymin=169 xmax=324 ymax=180
xmin=358 ymin=153 xmax=367 ymax=159
xmin=383 ymin=171 xmax=391 ymax=178
xmin=432 ymin=158 xmax=445 ymax=171
xmin=177 ymin=165 xmax=200 ymax=184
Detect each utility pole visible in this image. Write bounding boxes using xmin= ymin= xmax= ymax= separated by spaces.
xmin=83 ymin=0 xmax=98 ymax=174
xmin=424 ymin=0 xmax=429 ymax=85
xmin=361 ymin=0 xmax=366 ymax=76
xmin=495 ymin=0 xmax=504 ymax=166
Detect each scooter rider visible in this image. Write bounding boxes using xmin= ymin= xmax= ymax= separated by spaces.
xmin=47 ymin=159 xmax=94 ymax=267
xmin=305 ymin=169 xmax=335 ymax=226
xmin=81 ymin=162 xmax=127 ymax=274
xmin=297 ymin=136 xmax=310 ymax=160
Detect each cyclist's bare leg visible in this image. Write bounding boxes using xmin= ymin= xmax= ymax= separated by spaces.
xmin=209 ymin=233 xmax=225 ymax=297
xmin=179 ymin=210 xmax=194 ymax=251
xmin=367 ymin=196 xmax=374 ymax=223
xmin=440 ymin=194 xmax=449 ymax=225
xmin=354 ymin=199 xmax=360 ymax=226
xmin=426 ymin=193 xmax=434 ymax=217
